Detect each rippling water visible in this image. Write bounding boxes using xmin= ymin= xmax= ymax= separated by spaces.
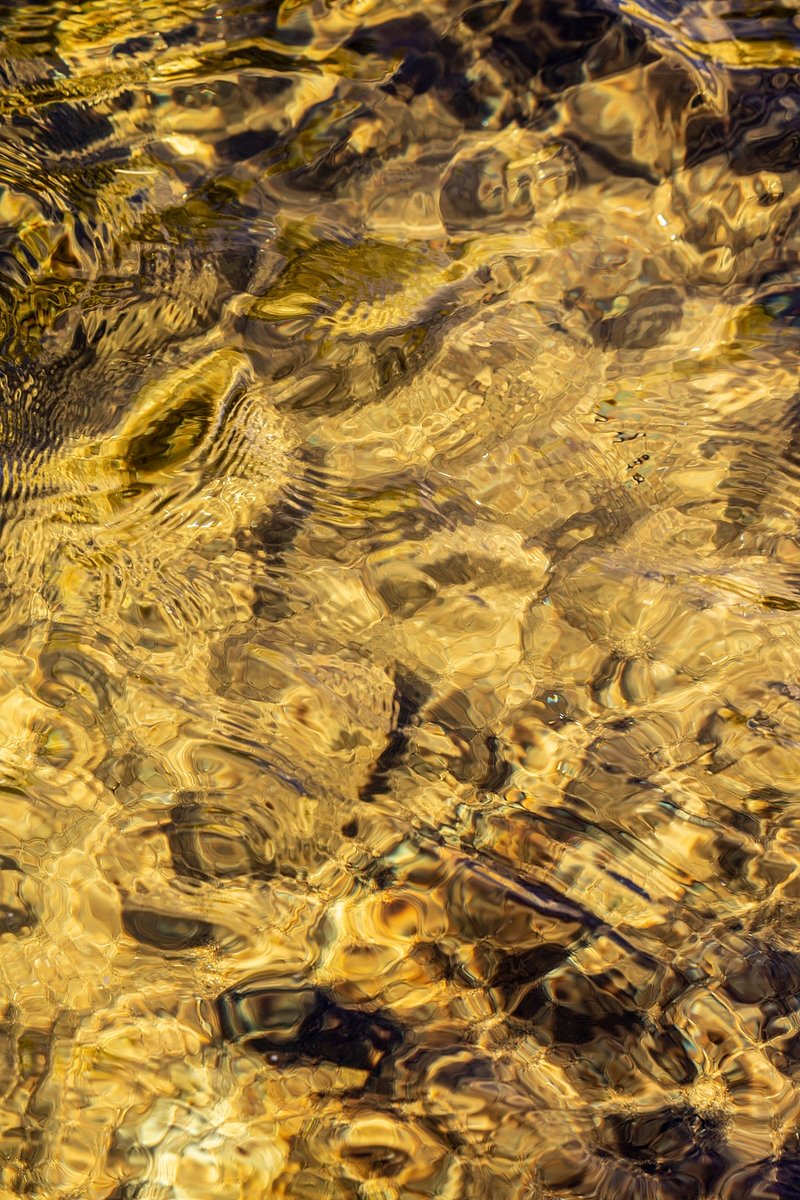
xmin=1 ymin=0 xmax=800 ymax=1196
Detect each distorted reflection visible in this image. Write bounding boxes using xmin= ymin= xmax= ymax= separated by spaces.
xmin=0 ymin=0 xmax=799 ymax=1197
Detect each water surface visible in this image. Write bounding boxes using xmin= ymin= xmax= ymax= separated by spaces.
xmin=0 ymin=0 xmax=800 ymax=1196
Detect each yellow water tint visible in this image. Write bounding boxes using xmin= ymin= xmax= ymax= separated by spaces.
xmin=0 ymin=0 xmax=799 ymax=1195
xmin=249 ymin=239 xmax=473 ymax=335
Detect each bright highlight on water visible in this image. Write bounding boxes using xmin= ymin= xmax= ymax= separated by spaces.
xmin=0 ymin=0 xmax=799 ymax=1197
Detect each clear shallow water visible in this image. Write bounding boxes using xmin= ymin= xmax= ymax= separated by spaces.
xmin=1 ymin=1 xmax=800 ymax=1196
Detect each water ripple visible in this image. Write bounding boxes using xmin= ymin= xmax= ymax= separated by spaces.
xmin=0 ymin=0 xmax=799 ymax=1196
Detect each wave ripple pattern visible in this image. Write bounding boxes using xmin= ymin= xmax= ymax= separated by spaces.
xmin=0 ymin=1 xmax=800 ymax=1197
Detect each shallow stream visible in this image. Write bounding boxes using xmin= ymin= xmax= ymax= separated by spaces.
xmin=1 ymin=1 xmax=800 ymax=1197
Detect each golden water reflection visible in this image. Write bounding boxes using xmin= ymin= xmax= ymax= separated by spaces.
xmin=0 ymin=0 xmax=799 ymax=1196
